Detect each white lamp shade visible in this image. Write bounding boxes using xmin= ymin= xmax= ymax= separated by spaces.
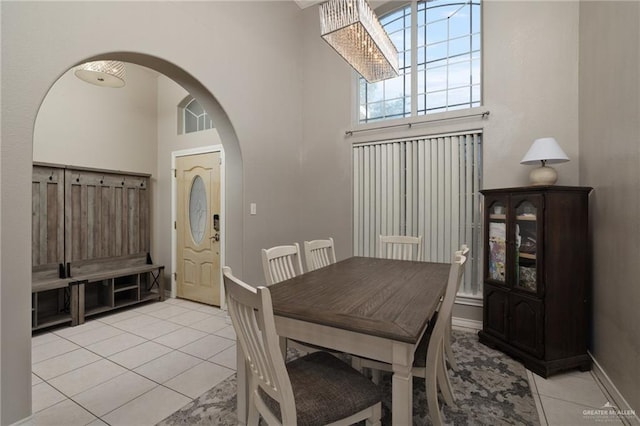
xmin=520 ymin=137 xmax=570 ymax=165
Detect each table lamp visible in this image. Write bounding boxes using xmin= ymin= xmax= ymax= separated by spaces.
xmin=520 ymin=137 xmax=569 ymax=185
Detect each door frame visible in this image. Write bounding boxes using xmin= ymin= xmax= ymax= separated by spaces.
xmin=171 ymin=145 xmax=226 ymax=309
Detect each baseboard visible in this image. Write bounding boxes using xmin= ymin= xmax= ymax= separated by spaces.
xmin=452 ymin=317 xmax=482 ymax=330
xmin=10 ymin=415 xmax=33 ymax=426
xmin=589 ymin=351 xmax=640 ymax=426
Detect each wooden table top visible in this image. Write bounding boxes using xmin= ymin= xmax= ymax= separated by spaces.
xmin=269 ymin=256 xmax=451 ymax=344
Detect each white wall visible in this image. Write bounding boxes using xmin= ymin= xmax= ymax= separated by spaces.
xmin=34 ymin=65 xmax=159 ymax=174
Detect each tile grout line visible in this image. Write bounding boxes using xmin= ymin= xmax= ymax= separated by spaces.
xmin=527 ymin=370 xmax=549 ymax=426
xmin=32 ymin=301 xmax=232 ymax=425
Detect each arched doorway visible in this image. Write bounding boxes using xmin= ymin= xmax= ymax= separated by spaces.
xmin=33 ymin=57 xmax=238 ymax=310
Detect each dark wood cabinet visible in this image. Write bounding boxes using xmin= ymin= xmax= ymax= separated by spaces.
xmin=478 ymin=186 xmax=592 ymax=377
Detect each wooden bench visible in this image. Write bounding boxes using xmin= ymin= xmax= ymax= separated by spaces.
xmin=68 ymin=253 xmax=164 ymax=325
xmin=32 ymin=264 xmax=74 ymax=330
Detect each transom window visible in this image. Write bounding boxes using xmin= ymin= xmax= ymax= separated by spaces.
xmin=180 ymin=98 xmax=214 ymax=134
xmin=359 ymin=0 xmax=481 ymax=123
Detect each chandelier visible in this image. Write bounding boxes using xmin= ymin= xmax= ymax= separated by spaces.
xmin=319 ymin=0 xmax=399 ymax=83
xmin=74 ymin=60 xmax=126 ymax=88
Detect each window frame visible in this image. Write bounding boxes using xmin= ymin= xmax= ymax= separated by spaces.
xmin=357 ymin=0 xmax=482 ymax=125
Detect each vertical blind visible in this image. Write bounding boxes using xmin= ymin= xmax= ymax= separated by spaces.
xmin=352 ymin=130 xmax=483 ymax=296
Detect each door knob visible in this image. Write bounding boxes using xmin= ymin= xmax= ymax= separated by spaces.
xmin=211 ymin=233 xmax=220 ymax=242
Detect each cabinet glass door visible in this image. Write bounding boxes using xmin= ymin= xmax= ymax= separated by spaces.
xmin=487 ymin=198 xmax=508 ymax=284
xmin=514 ymin=198 xmax=539 ymax=292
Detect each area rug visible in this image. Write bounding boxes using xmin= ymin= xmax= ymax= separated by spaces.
xmin=158 ymin=330 xmax=539 ymax=425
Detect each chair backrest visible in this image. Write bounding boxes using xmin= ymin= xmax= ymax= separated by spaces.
xmin=222 ymin=267 xmax=297 ymax=424
xmin=378 ymin=235 xmax=423 ymax=261
xmin=427 ymin=251 xmax=467 ymax=358
xmin=261 ymin=243 xmax=304 ymax=286
xmin=303 ymin=238 xmax=337 ymax=272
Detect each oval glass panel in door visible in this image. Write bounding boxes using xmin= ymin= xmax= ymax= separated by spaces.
xmin=189 ymin=175 xmax=208 ymax=244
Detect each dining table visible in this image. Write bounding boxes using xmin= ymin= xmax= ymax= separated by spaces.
xmin=235 ymin=256 xmax=451 ymax=425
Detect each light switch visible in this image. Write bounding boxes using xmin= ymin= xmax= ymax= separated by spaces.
xmin=250 ymin=203 xmax=257 ymax=215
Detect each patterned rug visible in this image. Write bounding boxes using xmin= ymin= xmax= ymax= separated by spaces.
xmin=158 ymin=330 xmax=539 ymax=425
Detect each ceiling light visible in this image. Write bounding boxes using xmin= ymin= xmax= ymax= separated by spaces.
xmin=319 ymin=0 xmax=399 ymax=83
xmin=74 ymin=60 xmax=126 ymax=88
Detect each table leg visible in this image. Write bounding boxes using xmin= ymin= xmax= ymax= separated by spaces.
xmin=392 ymin=343 xmax=414 ymax=425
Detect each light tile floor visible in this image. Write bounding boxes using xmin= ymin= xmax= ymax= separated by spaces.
xmin=31 ymin=298 xmax=236 ymax=426
xmin=31 ymin=300 xmax=623 ymax=425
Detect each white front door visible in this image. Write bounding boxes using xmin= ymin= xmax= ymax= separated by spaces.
xmin=176 ymin=152 xmax=221 ymax=306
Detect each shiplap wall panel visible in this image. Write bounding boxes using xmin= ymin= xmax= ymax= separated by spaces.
xmin=64 ymin=169 xmax=149 ymax=262
xmin=32 ymin=165 xmax=65 ymax=267
xmin=353 ymin=131 xmax=482 ymax=296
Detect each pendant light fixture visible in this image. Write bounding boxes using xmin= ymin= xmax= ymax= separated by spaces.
xmin=319 ymin=0 xmax=399 ymax=83
xmin=74 ymin=60 xmax=126 ymax=88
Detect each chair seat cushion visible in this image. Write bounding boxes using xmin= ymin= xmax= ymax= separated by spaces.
xmin=259 ymin=351 xmax=381 ymax=426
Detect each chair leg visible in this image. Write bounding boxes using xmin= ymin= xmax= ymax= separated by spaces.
xmin=437 ymin=340 xmax=455 ymax=407
xmin=247 ymin=393 xmax=260 ymax=426
xmin=445 ymin=320 xmax=458 ymax=371
xmin=426 ymin=337 xmax=444 ymax=426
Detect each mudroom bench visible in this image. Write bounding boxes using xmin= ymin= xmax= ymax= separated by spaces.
xmin=68 ymin=253 xmax=165 ymax=325
xmin=32 ymin=162 xmax=163 ymax=331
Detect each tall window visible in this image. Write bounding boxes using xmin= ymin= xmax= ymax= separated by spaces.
xmin=352 ymin=130 xmax=483 ymax=297
xmin=359 ymin=0 xmax=481 ymax=123
xmin=180 ymin=97 xmax=214 ymax=134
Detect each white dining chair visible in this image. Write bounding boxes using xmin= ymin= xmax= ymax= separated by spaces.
xmin=353 ymin=251 xmax=467 ymax=426
xmin=262 ymin=242 xmax=331 ymax=354
xmin=223 ymin=266 xmax=382 ymax=426
xmin=378 ymin=235 xmax=423 ymax=261
xmin=444 ymin=244 xmax=470 ymax=372
xmin=261 ymin=243 xmax=304 ymax=286
xmin=303 ymin=238 xmax=337 ymax=271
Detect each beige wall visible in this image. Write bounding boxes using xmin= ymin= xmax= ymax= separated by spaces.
xmin=34 ymin=66 xmax=159 ymax=174
xmin=1 ymin=1 xmax=303 ymax=423
xmin=579 ymin=1 xmax=640 ymax=412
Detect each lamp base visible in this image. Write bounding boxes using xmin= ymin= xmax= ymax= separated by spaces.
xmin=529 ymin=165 xmax=558 ymax=185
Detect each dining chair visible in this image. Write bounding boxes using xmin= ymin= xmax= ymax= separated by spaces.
xmin=443 ymin=244 xmax=470 ymax=372
xmin=353 ymin=251 xmax=467 ymax=426
xmin=261 ymin=243 xmax=304 ymax=286
xmin=303 ymin=238 xmax=337 ymax=271
xmin=378 ymin=235 xmax=423 ymax=261
xmin=262 ymin=242 xmax=334 ymax=354
xmin=223 ymin=266 xmax=382 ymax=426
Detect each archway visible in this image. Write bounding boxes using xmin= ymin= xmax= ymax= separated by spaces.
xmin=64 ymin=52 xmax=245 ymax=283
xmin=3 ymin=51 xmax=245 ymax=424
